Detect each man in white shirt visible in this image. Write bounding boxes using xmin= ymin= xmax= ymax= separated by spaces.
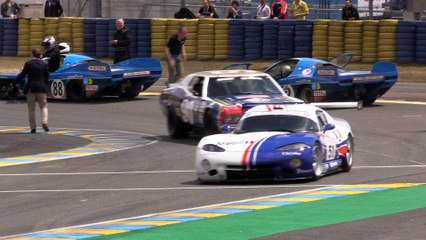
xmin=256 ymin=0 xmax=271 ymax=19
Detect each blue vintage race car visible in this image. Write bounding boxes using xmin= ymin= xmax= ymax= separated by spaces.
xmin=0 ymin=54 xmax=162 ymax=101
xmin=264 ymin=53 xmax=398 ymax=105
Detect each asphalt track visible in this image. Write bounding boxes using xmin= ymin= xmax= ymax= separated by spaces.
xmin=0 ymin=82 xmax=425 ymax=239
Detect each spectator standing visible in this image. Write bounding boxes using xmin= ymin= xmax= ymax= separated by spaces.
xmin=256 ymin=0 xmax=271 ymax=19
xmin=342 ymin=0 xmax=360 ymax=20
xmin=290 ymin=0 xmax=309 ymax=19
xmin=227 ymin=0 xmax=243 ymax=19
xmin=44 ymin=0 xmax=63 ymax=17
xmin=11 ymin=48 xmax=50 ymax=133
xmin=165 ymin=27 xmax=187 ymax=86
xmin=270 ymin=0 xmax=288 ymax=19
xmin=197 ymin=0 xmax=218 ymax=18
xmin=111 ymin=18 xmax=132 ymax=64
xmin=41 ymin=36 xmax=61 ymax=72
xmin=1 ymin=0 xmax=20 ymax=18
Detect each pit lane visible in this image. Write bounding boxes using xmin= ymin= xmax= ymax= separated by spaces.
xmin=0 ymin=82 xmax=425 ymax=239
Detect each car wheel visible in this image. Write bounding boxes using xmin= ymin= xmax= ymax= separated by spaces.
xmin=118 ymin=82 xmax=141 ymax=99
xmin=282 ymin=85 xmax=295 ymax=97
xmin=167 ymin=109 xmax=189 ymax=139
xmin=298 ymin=86 xmax=314 ymax=102
xmin=342 ymin=135 xmax=354 ymax=172
xmin=204 ymin=111 xmax=219 ymax=135
xmin=362 ymin=97 xmax=376 ymax=105
xmin=312 ymin=142 xmax=324 ymax=180
xmin=0 ymin=82 xmax=8 ymax=98
xmin=67 ymin=80 xmax=86 ymax=102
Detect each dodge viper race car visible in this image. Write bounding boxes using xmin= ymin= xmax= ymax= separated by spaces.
xmin=264 ymin=53 xmax=398 ymax=105
xmin=0 ymin=54 xmax=162 ymax=101
xmin=195 ymin=104 xmax=354 ymax=181
xmin=160 ymin=69 xmax=305 ymax=139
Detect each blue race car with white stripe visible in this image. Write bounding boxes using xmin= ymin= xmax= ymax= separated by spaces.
xmin=195 ymin=104 xmax=354 ymax=181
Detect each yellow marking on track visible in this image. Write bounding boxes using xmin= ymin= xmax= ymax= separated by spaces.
xmin=161 ymin=212 xmax=229 ymax=218
xmin=214 ymin=205 xmax=276 ymax=210
xmin=334 ymin=183 xmax=423 ymax=188
xmin=79 ymin=133 xmax=116 ymax=138
xmin=139 ymin=92 xmax=161 ymax=96
xmin=5 ymin=156 xmax=57 ymax=161
xmin=258 ymin=197 xmax=325 ymax=202
xmin=49 ymin=131 xmax=78 ymax=135
xmin=0 ymin=128 xmax=27 ymax=132
xmin=305 ymin=190 xmax=370 ymax=195
xmin=6 ymin=238 xmax=74 ymax=240
xmin=377 ymin=99 xmax=426 ymax=105
xmin=0 ymin=162 xmax=28 ymax=166
xmin=53 ymin=151 xmax=93 ymax=155
xmin=107 ymin=220 xmax=180 ymax=226
xmin=50 ymin=228 xmax=127 ymax=235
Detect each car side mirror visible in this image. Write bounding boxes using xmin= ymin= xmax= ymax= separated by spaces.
xmin=323 ymin=123 xmax=335 ymax=132
xmin=192 ymin=83 xmax=202 ymax=96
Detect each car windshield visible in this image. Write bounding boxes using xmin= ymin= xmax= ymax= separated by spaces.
xmin=235 ymin=115 xmax=318 ymax=133
xmin=207 ymin=76 xmax=282 ymax=97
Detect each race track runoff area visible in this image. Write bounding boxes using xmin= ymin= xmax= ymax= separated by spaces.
xmin=5 ymin=183 xmax=426 ymax=240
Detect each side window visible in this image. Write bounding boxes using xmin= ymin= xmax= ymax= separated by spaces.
xmin=189 ymin=76 xmax=204 ymax=97
xmin=316 ymin=110 xmax=328 ymax=129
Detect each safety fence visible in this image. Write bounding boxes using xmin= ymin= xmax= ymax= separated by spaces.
xmin=0 ymin=18 xmax=426 ymax=63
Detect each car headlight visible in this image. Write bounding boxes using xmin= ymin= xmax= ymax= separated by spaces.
xmin=202 ymin=144 xmax=225 ymax=152
xmin=276 ymin=143 xmax=309 ymax=151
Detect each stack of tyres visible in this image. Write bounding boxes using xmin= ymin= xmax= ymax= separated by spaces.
xmin=244 ymin=20 xmax=263 ymax=60
xmin=58 ymin=17 xmax=73 ymax=49
xmin=181 ymin=19 xmax=198 ymax=60
xmin=294 ymin=20 xmax=313 ymax=58
xmin=415 ymin=21 xmax=426 ymax=63
xmin=137 ymin=18 xmax=151 ymax=57
xmin=18 ymin=18 xmax=30 ymax=57
xmin=83 ymin=18 xmax=96 ymax=57
xmin=214 ymin=19 xmax=230 ymax=60
xmin=312 ymin=19 xmax=329 ymax=60
xmin=108 ymin=19 xmax=116 ymax=58
xmin=0 ymin=19 xmax=3 ymax=55
xmin=198 ymin=18 xmax=215 ymax=60
xmin=362 ymin=20 xmax=379 ymax=63
xmin=344 ymin=20 xmax=363 ymax=62
xmin=278 ymin=20 xmax=296 ymax=59
xmin=228 ymin=19 xmax=245 ymax=60
xmin=150 ymin=18 xmax=168 ymax=59
xmin=395 ymin=21 xmax=416 ymax=64
xmin=29 ymin=18 xmax=44 ymax=52
xmin=377 ymin=19 xmax=398 ymax=62
xmin=262 ymin=20 xmax=278 ymax=60
xmin=124 ymin=18 xmax=139 ymax=59
xmin=44 ymin=17 xmax=59 ymax=39
xmin=3 ymin=19 xmax=18 ymax=56
xmin=72 ymin=18 xmax=84 ymax=53
xmin=95 ymin=18 xmax=110 ymax=58
xmin=328 ymin=20 xmax=345 ymax=59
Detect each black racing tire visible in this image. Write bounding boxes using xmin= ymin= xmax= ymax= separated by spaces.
xmin=342 ymin=135 xmax=354 ymax=172
xmin=0 ymin=82 xmax=8 ymax=98
xmin=67 ymin=80 xmax=86 ymax=102
xmin=362 ymin=97 xmax=377 ymax=106
xmin=298 ymin=86 xmax=314 ymax=102
xmin=282 ymin=85 xmax=295 ymax=97
xmin=204 ymin=111 xmax=219 ymax=135
xmin=311 ymin=142 xmax=324 ymax=181
xmin=118 ymin=90 xmax=140 ymax=99
xmin=167 ymin=109 xmax=189 ymax=139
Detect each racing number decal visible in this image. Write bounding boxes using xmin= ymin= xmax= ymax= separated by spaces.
xmin=326 ymin=144 xmax=336 ymax=160
xmin=51 ymin=80 xmax=65 ymax=98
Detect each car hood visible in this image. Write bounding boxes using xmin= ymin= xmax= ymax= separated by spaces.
xmin=199 ymin=131 xmax=318 ymax=152
xmin=212 ymin=94 xmax=300 ymax=107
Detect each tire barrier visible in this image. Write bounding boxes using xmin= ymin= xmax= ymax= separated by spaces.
xmin=328 ymin=20 xmax=345 ymax=59
xmin=344 ymin=20 xmax=363 ymax=62
xmin=294 ymin=20 xmax=313 ymax=58
xmin=378 ymin=20 xmax=398 ymax=62
xmin=228 ymin=19 xmax=245 ymax=60
xmin=312 ymin=19 xmax=329 ymax=60
xmin=416 ymin=21 xmax=426 ymax=63
xmin=278 ymin=20 xmax=296 ymax=59
xmin=3 ymin=18 xmax=426 ymax=64
xmin=362 ymin=20 xmax=379 ymax=63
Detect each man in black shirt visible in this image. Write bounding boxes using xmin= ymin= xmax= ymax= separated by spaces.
xmin=44 ymin=0 xmax=63 ymax=17
xmin=342 ymin=0 xmax=360 ymax=20
xmin=197 ymin=0 xmax=218 ymax=18
xmin=12 ymin=48 xmax=50 ymax=133
xmin=165 ymin=27 xmax=187 ymax=86
xmin=111 ymin=18 xmax=132 ymax=64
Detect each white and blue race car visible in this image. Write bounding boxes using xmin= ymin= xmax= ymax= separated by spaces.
xmin=195 ymin=104 xmax=354 ymax=181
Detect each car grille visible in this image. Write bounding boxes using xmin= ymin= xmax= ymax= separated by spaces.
xmin=226 ymin=169 xmax=275 ymax=180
